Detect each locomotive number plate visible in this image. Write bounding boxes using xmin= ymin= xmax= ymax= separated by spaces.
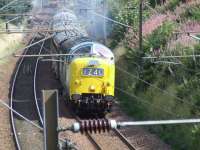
xmin=82 ymin=68 xmax=104 ymax=77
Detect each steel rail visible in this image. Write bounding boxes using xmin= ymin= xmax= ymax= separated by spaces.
xmin=10 ymin=34 xmax=38 ymax=150
xmin=113 ymin=128 xmax=137 ymax=150
xmin=33 ymin=21 xmax=51 ymax=126
xmin=85 ymin=133 xmax=102 ymax=150
xmin=33 ymin=36 xmax=47 ymax=126
xmin=75 ymin=116 xmax=102 ymax=150
xmin=10 ymin=19 xmax=50 ymax=149
xmin=10 ymin=33 xmax=51 ymax=149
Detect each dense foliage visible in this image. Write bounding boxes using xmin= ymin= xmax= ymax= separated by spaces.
xmin=0 ymin=0 xmax=32 ymax=19
xmin=0 ymin=0 xmax=32 ymax=27
xmin=109 ymin=0 xmax=200 ymax=149
xmin=107 ymin=0 xmax=150 ymax=49
xmin=182 ymin=4 xmax=200 ymax=21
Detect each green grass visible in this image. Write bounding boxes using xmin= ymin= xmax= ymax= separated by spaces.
xmin=0 ymin=19 xmax=25 ymax=64
xmin=0 ymin=42 xmax=24 ymax=64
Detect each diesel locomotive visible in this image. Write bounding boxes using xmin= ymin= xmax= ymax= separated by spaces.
xmin=51 ymin=11 xmax=115 ymax=115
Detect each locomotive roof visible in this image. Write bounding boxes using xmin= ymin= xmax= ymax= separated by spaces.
xmin=70 ymin=42 xmax=114 ymax=60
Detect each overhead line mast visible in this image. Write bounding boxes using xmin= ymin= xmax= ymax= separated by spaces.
xmin=139 ymin=0 xmax=143 ymax=53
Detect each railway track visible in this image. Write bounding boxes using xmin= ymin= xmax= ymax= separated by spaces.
xmin=115 ymin=126 xmax=170 ymax=150
xmin=83 ymin=123 xmax=136 ymax=150
xmin=33 ymin=37 xmax=46 ymax=126
xmin=9 ymin=29 xmax=51 ymax=149
xmin=72 ymin=115 xmax=135 ymax=150
xmin=113 ymin=128 xmax=136 ymax=150
xmin=58 ymin=95 xmax=137 ymax=150
xmin=75 ymin=116 xmax=102 ymax=150
xmin=106 ymin=105 xmax=171 ymax=150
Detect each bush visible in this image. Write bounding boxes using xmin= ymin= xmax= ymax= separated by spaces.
xmin=144 ymin=21 xmax=175 ymax=52
xmin=181 ymin=5 xmax=200 ymax=21
xmin=112 ymin=1 xmax=200 ymax=150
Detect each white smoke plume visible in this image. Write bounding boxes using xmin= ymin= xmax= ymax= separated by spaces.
xmin=74 ymin=0 xmax=108 ymax=42
xmin=32 ymin=0 xmax=41 ymax=10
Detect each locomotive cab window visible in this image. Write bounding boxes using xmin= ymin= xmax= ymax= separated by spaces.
xmin=74 ymin=45 xmax=91 ymax=54
xmin=69 ymin=44 xmax=92 ymax=62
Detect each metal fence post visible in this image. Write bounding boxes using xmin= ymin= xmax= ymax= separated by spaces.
xmin=43 ymin=90 xmax=59 ymax=150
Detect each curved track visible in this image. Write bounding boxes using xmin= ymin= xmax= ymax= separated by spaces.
xmin=10 ymin=34 xmax=38 ymax=150
xmin=10 ymin=33 xmax=48 ymax=149
xmin=33 ymin=35 xmax=47 ymax=126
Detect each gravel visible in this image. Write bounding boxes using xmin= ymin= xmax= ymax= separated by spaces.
xmin=0 ymin=57 xmax=18 ymax=150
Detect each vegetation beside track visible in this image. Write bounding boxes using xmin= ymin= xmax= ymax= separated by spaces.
xmin=0 ymin=19 xmax=24 ymax=64
xmin=0 ymin=0 xmax=32 ymax=63
xmin=0 ymin=0 xmax=32 ymax=16
xmin=108 ymin=0 xmax=200 ymax=149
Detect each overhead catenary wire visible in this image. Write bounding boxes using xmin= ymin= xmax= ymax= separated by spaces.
xmin=116 ymin=65 xmax=200 ymax=111
xmin=173 ymin=31 xmax=200 ymax=34
xmin=0 ymin=29 xmax=80 ymax=34
xmin=153 ymin=60 xmax=182 ymax=65
xmin=0 ymin=99 xmax=43 ymax=130
xmin=115 ymin=87 xmax=177 ymax=117
xmin=91 ymin=11 xmax=133 ymax=29
xmin=0 ymin=13 xmax=33 ymax=16
xmin=78 ymin=0 xmax=148 ymax=53
xmin=10 ymin=33 xmax=39 ymax=150
xmin=143 ymin=34 xmax=200 ymax=60
xmin=94 ymin=75 xmax=177 ymax=116
xmin=77 ymin=0 xmax=200 ymax=120
xmin=143 ymin=54 xmax=200 ymax=59
xmin=77 ymin=1 xmax=200 ymax=111
xmin=0 ymin=35 xmax=54 ymax=60
xmin=0 ymin=0 xmax=18 ymax=11
xmin=0 ymin=0 xmax=32 ymax=13
xmin=14 ymin=53 xmax=85 ymax=57
xmin=127 ymin=2 xmax=200 ymax=58
xmin=79 ymin=0 xmax=134 ymax=29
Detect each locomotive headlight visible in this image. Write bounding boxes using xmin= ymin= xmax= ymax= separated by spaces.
xmin=103 ymin=82 xmax=110 ymax=87
xmin=75 ymin=80 xmax=81 ymax=85
xmin=106 ymin=82 xmax=110 ymax=86
xmin=89 ymin=85 xmax=95 ymax=92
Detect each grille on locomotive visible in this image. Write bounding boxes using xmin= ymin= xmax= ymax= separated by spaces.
xmin=51 ymin=11 xmax=115 ymax=115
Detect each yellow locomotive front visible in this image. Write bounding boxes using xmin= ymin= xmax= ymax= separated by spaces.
xmin=68 ymin=43 xmax=115 ymax=115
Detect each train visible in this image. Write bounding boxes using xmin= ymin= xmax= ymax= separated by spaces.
xmin=50 ymin=11 xmax=115 ymax=115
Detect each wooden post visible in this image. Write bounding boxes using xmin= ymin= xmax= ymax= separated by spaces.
xmin=5 ymin=22 xmax=9 ymax=33
xmin=43 ymin=90 xmax=59 ymax=150
xmin=139 ymin=0 xmax=143 ymax=53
